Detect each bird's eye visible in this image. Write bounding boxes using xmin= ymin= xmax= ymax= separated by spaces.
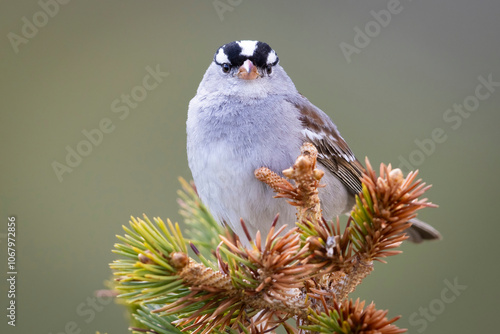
xmin=221 ymin=63 xmax=231 ymax=73
xmin=265 ymin=64 xmax=273 ymax=75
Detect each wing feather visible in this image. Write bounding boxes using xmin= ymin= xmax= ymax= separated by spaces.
xmin=290 ymin=99 xmax=364 ymax=195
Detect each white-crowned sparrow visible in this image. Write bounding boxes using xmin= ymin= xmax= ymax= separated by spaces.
xmin=187 ymin=40 xmax=441 ymax=244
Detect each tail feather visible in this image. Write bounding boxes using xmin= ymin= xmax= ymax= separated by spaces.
xmin=406 ymin=218 xmax=442 ymax=243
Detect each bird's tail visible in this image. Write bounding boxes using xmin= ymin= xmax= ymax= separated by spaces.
xmin=406 ymin=218 xmax=442 ymax=243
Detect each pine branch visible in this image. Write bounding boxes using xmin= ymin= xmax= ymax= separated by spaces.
xmin=131 ymin=304 xmax=183 ymax=334
xmin=302 ymin=298 xmax=406 ymax=334
xmin=110 ymin=143 xmax=437 ymax=333
xmin=177 ymin=177 xmax=226 ymax=258
xmin=255 ymin=142 xmax=324 ymax=223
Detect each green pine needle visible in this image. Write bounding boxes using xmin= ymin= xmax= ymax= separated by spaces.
xmin=302 ymin=308 xmax=350 ymax=334
xmin=110 ymin=214 xmax=188 ymax=303
xmin=177 ymin=177 xmax=225 ymax=256
xmin=131 ymin=304 xmax=184 ymax=334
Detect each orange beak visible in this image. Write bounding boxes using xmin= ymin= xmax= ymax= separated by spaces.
xmin=237 ymin=59 xmax=260 ymax=80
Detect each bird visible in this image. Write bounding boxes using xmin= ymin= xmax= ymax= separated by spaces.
xmin=186 ymin=40 xmax=441 ymax=245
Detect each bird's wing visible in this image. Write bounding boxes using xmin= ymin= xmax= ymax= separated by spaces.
xmin=288 ymin=98 xmax=364 ymax=195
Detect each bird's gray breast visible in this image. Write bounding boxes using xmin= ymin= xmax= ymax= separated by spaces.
xmin=189 ymin=96 xmax=303 ymax=171
xmin=187 ymin=95 xmax=303 ymax=231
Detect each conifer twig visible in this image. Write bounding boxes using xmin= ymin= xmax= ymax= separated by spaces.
xmin=110 ymin=143 xmax=437 ymax=334
xmin=255 ymin=142 xmax=324 ymax=222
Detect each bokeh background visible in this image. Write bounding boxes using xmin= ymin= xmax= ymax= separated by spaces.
xmin=1 ymin=1 xmax=499 ymax=333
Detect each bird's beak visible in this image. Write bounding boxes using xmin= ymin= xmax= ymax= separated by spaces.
xmin=237 ymin=60 xmax=260 ymax=80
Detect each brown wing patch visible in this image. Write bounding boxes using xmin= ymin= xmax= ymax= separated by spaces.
xmin=292 ymin=100 xmax=364 ymax=195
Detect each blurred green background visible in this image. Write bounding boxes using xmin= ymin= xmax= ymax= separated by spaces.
xmin=1 ymin=1 xmax=499 ymax=333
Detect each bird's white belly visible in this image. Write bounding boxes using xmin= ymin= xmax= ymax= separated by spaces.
xmin=190 ymin=140 xmax=295 ymax=239
xmin=190 ymin=139 xmax=353 ymax=244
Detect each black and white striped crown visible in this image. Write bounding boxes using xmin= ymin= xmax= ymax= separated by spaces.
xmin=214 ymin=40 xmax=279 ymax=68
